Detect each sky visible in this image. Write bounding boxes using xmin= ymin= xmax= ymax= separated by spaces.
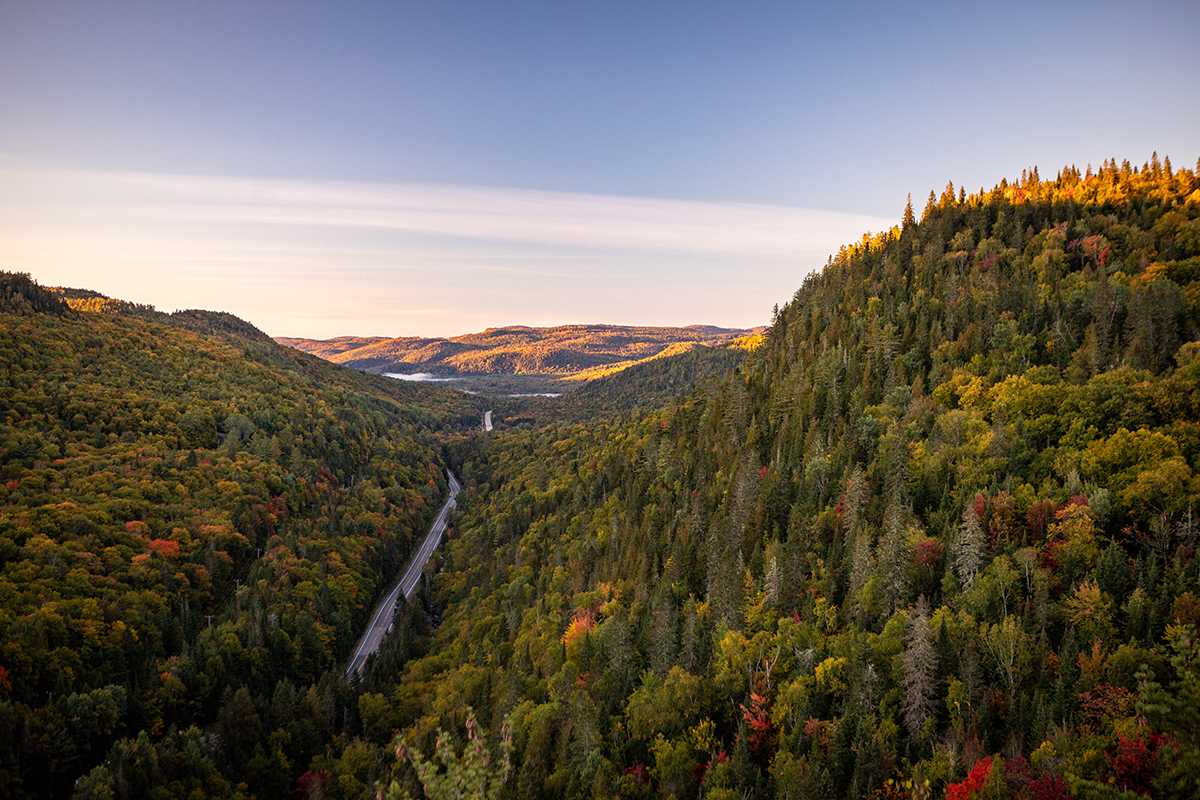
xmin=1 ymin=1 xmax=1198 ymax=337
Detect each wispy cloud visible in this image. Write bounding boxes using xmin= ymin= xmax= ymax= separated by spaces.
xmin=4 ymin=167 xmax=894 ymax=257
xmin=0 ymin=166 xmax=895 ymax=336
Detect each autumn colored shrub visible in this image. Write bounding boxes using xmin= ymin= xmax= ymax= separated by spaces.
xmin=946 ymin=756 xmax=993 ymax=800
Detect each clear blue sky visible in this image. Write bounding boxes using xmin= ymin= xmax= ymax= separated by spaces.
xmin=2 ymin=0 xmax=1197 ymax=336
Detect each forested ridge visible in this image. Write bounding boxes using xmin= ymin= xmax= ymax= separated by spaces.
xmin=0 ymin=276 xmax=478 ymax=798
xmin=491 ymin=343 xmax=751 ymax=428
xmin=350 ymin=157 xmax=1200 ymax=800
xmin=279 ymin=324 xmax=756 ymax=377
xmin=4 ymin=154 xmax=1200 ymax=800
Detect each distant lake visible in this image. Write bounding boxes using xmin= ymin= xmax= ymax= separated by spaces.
xmin=384 ymin=372 xmax=461 ymax=382
xmin=383 ymin=373 xmax=563 ymax=398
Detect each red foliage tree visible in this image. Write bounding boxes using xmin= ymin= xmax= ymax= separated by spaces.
xmin=148 ymin=538 xmax=181 ymax=558
xmin=1106 ymin=732 xmax=1165 ymax=795
xmin=1026 ymin=500 xmax=1057 ymax=542
xmin=1026 ymin=774 xmax=1071 ymax=800
xmin=739 ymin=691 xmax=775 ymax=753
xmin=913 ymin=537 xmax=944 ymax=569
xmin=973 ymin=493 xmax=988 ymax=521
xmin=295 ymin=769 xmax=329 ymax=798
xmin=946 ymin=756 xmax=993 ymax=800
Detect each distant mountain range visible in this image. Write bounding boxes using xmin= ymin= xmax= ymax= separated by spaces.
xmin=277 ymin=323 xmax=763 ymax=376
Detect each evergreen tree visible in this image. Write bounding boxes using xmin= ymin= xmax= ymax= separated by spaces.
xmin=877 ymin=496 xmax=911 ymax=613
xmin=902 ymin=597 xmax=937 ymax=739
xmin=955 ymin=503 xmax=985 ymax=589
xmin=764 ymin=555 xmax=781 ymax=608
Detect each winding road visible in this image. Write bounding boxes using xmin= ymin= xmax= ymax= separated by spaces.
xmin=344 ymin=469 xmax=461 ymax=677
xmin=483 ymin=409 xmax=493 ymax=431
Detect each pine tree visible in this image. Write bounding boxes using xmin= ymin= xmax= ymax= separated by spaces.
xmin=848 ymin=528 xmax=874 ymax=611
xmin=680 ymin=597 xmax=703 ymax=672
xmin=902 ymin=597 xmax=937 ymax=738
xmin=604 ymin=615 xmax=636 ymax=693
xmin=902 ymin=194 xmax=916 ymax=229
xmin=843 ymin=466 xmax=869 ymax=534
xmin=764 ymin=555 xmax=780 ymax=608
xmin=649 ymin=592 xmax=677 ymax=675
xmin=921 ymin=190 xmax=937 ymax=222
xmin=878 ymin=498 xmax=911 ymax=613
xmin=955 ymin=503 xmax=984 ymax=588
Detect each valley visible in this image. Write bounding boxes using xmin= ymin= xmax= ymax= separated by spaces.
xmin=345 ymin=470 xmax=461 ymax=678
xmin=7 ymin=3 xmax=1197 ymax=798
xmin=3 ymin=158 xmax=1200 ymax=800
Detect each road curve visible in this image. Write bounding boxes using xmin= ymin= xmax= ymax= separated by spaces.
xmin=483 ymin=410 xmax=493 ymax=431
xmin=344 ymin=469 xmax=461 ymax=678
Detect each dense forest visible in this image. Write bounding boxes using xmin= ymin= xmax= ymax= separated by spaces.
xmin=343 ymin=158 xmax=1200 ymax=800
xmin=0 ymin=276 xmax=478 ymax=797
xmin=3 ymin=154 xmax=1200 ymax=799
xmin=490 ymin=343 xmax=753 ymax=428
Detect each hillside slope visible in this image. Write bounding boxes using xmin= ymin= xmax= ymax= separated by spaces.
xmin=0 ymin=274 xmax=477 ymax=798
xmin=279 ymin=324 xmax=758 ymax=376
xmin=346 ymin=159 xmax=1200 ymax=800
xmin=491 ymin=342 xmax=752 ymax=427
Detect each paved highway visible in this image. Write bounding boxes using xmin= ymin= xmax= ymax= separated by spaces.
xmin=344 ymin=469 xmax=461 ymax=677
xmin=483 ymin=409 xmax=493 ymax=431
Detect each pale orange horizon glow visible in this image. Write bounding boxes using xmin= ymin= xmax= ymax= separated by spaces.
xmin=1 ymin=165 xmax=894 ymax=338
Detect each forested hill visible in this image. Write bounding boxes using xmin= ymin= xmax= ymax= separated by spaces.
xmin=495 ymin=342 xmax=754 ymax=427
xmin=44 ymin=285 xmax=275 ymax=342
xmin=0 ymin=273 xmax=477 ymax=797
xmin=350 ymin=158 xmax=1200 ymax=800
xmin=278 ymin=324 xmax=758 ymax=376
